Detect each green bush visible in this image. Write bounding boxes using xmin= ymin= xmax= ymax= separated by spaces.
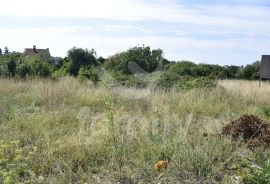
xmin=77 ymin=66 xmax=99 ymax=84
xmin=238 ymin=62 xmax=260 ymax=80
xmin=104 ymin=46 xmax=164 ymax=74
xmin=164 ymin=61 xmax=234 ymax=79
xmin=16 ymin=56 xmax=54 ymax=78
xmin=243 ymin=163 xmax=270 ymax=184
xmin=16 ymin=63 xmax=31 ymax=78
xmin=67 ymin=47 xmax=97 ymax=76
xmin=0 ymin=140 xmax=43 ymax=184
xmin=157 ymin=72 xmax=216 ymax=90
xmin=110 ymin=72 xmax=147 ymax=88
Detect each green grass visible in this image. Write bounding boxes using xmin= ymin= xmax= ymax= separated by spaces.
xmin=0 ymin=77 xmax=270 ymax=183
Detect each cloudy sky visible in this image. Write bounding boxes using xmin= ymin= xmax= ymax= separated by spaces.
xmin=0 ymin=0 xmax=269 ymax=65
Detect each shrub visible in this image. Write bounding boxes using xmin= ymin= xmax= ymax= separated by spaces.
xmin=0 ymin=140 xmax=42 ymax=183
xmin=104 ymin=46 xmax=164 ymax=74
xmin=67 ymin=47 xmax=97 ymax=76
xmin=157 ymin=72 xmax=216 ymax=90
xmin=77 ymin=66 xmax=99 ymax=84
xmin=238 ymin=62 xmax=260 ymax=80
xmin=243 ymin=163 xmax=270 ymax=184
xmin=7 ymin=59 xmax=16 ymax=77
xmin=23 ymin=57 xmax=54 ymax=77
xmin=16 ymin=63 xmax=31 ymax=78
xmin=110 ymin=72 xmax=147 ymax=88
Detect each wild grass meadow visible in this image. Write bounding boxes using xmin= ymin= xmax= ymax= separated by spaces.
xmin=0 ymin=77 xmax=270 ymax=183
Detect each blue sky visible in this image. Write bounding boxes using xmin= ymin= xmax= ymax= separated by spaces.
xmin=0 ymin=0 xmax=269 ymax=65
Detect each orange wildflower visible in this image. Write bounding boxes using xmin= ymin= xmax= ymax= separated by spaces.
xmin=154 ymin=160 xmax=168 ymax=171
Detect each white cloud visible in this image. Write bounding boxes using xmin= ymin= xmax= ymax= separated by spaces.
xmin=1 ymin=26 xmax=267 ymax=65
xmin=0 ymin=0 xmax=269 ymax=65
xmin=0 ymin=0 xmax=155 ymax=19
xmin=1 ymin=0 xmax=269 ymax=36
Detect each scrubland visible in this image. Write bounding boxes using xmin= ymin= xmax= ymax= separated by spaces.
xmin=0 ymin=78 xmax=269 ymax=183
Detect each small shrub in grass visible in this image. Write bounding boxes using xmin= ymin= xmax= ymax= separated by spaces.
xmin=157 ymin=72 xmax=217 ymax=90
xmin=0 ymin=140 xmax=42 ymax=183
xmin=78 ymin=66 xmax=99 ymax=84
xmin=175 ymin=76 xmax=217 ymax=90
xmin=110 ymin=72 xmax=147 ymax=88
xmin=260 ymin=105 xmax=270 ymax=119
xmin=243 ymin=163 xmax=270 ymax=184
xmin=51 ymin=67 xmax=68 ymax=79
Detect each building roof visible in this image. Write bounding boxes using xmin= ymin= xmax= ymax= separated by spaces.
xmin=24 ymin=46 xmax=51 ymax=57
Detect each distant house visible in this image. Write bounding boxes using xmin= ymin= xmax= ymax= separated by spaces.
xmin=24 ymin=45 xmax=51 ymax=58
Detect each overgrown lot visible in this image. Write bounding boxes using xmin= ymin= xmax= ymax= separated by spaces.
xmin=0 ymin=78 xmax=270 ymax=183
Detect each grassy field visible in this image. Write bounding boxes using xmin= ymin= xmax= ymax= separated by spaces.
xmin=0 ymin=77 xmax=270 ymax=183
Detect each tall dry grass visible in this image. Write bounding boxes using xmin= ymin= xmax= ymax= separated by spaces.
xmin=219 ymin=80 xmax=270 ymax=103
xmin=0 ymin=78 xmax=270 ymax=183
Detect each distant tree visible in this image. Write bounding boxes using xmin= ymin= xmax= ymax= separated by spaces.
xmin=24 ymin=57 xmax=53 ymax=77
xmin=55 ymin=57 xmax=67 ymax=69
xmin=97 ymin=56 xmax=106 ymax=64
xmin=0 ymin=48 xmax=2 ymax=56
xmin=7 ymin=59 xmax=16 ymax=77
xmin=67 ymin=47 xmax=97 ymax=76
xmin=105 ymin=46 xmax=164 ymax=74
xmin=4 ymin=47 xmax=9 ymax=55
xmin=0 ymin=63 xmax=8 ymax=76
xmin=164 ymin=61 xmax=196 ymax=76
xmin=164 ymin=61 xmax=233 ymax=79
xmin=224 ymin=65 xmax=241 ymax=79
xmin=16 ymin=63 xmax=30 ymax=78
xmin=238 ymin=62 xmax=260 ymax=80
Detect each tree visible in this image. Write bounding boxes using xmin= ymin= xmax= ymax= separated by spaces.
xmin=164 ymin=61 xmax=196 ymax=76
xmin=24 ymin=57 xmax=53 ymax=77
xmin=104 ymin=46 xmax=164 ymax=74
xmin=4 ymin=47 xmax=9 ymax=55
xmin=67 ymin=47 xmax=97 ymax=76
xmin=7 ymin=59 xmax=16 ymax=77
xmin=224 ymin=65 xmax=240 ymax=79
xmin=0 ymin=48 xmax=2 ymax=56
xmin=16 ymin=63 xmax=30 ymax=78
xmin=97 ymin=56 xmax=105 ymax=64
xmin=238 ymin=62 xmax=260 ymax=80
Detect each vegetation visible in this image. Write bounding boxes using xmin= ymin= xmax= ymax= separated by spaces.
xmin=66 ymin=47 xmax=97 ymax=76
xmin=0 ymin=140 xmax=41 ymax=183
xmin=0 ymin=45 xmax=261 ymax=89
xmin=0 ymin=45 xmax=268 ymax=183
xmin=104 ymin=46 xmax=165 ymax=74
xmin=0 ymin=78 xmax=270 ymax=183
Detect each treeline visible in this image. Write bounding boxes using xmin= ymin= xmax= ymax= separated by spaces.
xmin=0 ymin=46 xmax=260 ymax=89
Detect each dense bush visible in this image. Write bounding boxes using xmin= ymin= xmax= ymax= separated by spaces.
xmin=24 ymin=57 xmax=53 ymax=77
xmin=0 ymin=140 xmax=43 ymax=183
xmin=77 ymin=66 xmax=99 ymax=84
xmin=164 ymin=61 xmax=241 ymax=79
xmin=66 ymin=47 xmax=97 ymax=76
xmin=16 ymin=63 xmax=31 ymax=78
xmin=104 ymin=46 xmax=164 ymax=74
xmin=157 ymin=72 xmax=216 ymax=90
xmin=238 ymin=62 xmax=260 ymax=80
xmin=109 ymin=72 xmax=147 ymax=88
xmin=243 ymin=163 xmax=270 ymax=184
xmin=0 ymin=52 xmax=22 ymax=77
xmin=0 ymin=53 xmax=54 ymax=78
